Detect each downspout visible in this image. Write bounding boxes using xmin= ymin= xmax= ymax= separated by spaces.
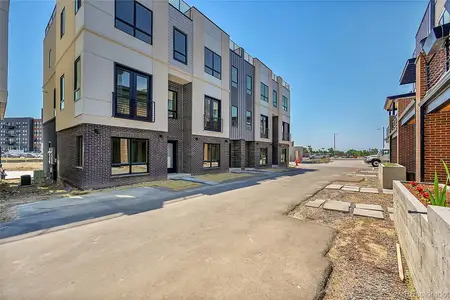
xmin=420 ymin=104 xmax=425 ymax=181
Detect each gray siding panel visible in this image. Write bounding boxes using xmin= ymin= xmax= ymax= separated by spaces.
xmin=230 ymin=50 xmax=254 ymax=141
xmin=168 ymin=5 xmax=193 ymax=74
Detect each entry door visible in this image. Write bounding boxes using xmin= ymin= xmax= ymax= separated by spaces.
xmin=167 ymin=141 xmax=177 ymax=173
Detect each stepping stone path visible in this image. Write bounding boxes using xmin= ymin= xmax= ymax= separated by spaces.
xmin=341 ymin=185 xmax=360 ymax=192
xmin=360 ymin=187 xmax=379 ymax=194
xmin=323 ymin=200 xmax=351 ymax=213
xmin=305 ymin=199 xmax=326 ymax=208
xmin=353 ymin=208 xmax=384 ymax=219
xmin=325 ymin=184 xmax=343 ymax=190
xmin=355 ymin=203 xmax=383 ymax=211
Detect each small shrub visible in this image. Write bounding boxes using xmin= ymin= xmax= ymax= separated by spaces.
xmin=427 ymin=161 xmax=449 ymax=207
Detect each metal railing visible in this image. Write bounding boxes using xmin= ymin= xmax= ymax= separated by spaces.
xmin=169 ymin=0 xmax=192 ymax=18
xmin=112 ymin=92 xmax=155 ymax=123
xmin=244 ymin=51 xmax=254 ymax=65
xmin=389 ymin=115 xmax=397 ymax=133
xmin=229 ymin=40 xmax=242 ymax=56
xmin=260 ymin=128 xmax=269 ymax=139
xmin=45 ymin=5 xmax=57 ymax=37
xmin=282 ymin=132 xmax=290 ymax=141
xmin=282 ymin=80 xmax=290 ymax=90
xmin=204 ymin=115 xmax=222 ymax=132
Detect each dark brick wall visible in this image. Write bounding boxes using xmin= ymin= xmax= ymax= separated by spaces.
xmin=191 ymin=135 xmax=229 ymax=175
xmin=57 ymin=123 xmax=167 ymax=189
xmin=397 ymin=97 xmax=415 ymax=116
xmin=390 ymin=136 xmax=398 ymax=164
xmin=230 ymin=139 xmax=245 ymax=168
xmin=168 ymin=81 xmax=185 ymax=173
xmin=398 ymin=122 xmax=416 ymax=177
xmin=272 ymin=116 xmax=279 ymax=164
xmin=246 ymin=141 xmax=272 ymax=167
xmin=278 ymin=144 xmax=289 ymax=167
xmin=183 ymin=83 xmax=193 ymax=173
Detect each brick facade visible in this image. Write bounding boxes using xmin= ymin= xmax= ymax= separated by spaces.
xmin=246 ymin=141 xmax=273 ymax=167
xmin=398 ymin=122 xmax=416 ymax=178
xmin=278 ymin=144 xmax=289 ymax=167
xmin=390 ymin=136 xmax=398 ymax=163
xmin=190 ymin=135 xmax=229 ymax=175
xmin=230 ymin=139 xmax=246 ymax=169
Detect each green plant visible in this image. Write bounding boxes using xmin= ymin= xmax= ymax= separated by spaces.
xmin=427 ymin=161 xmax=449 ymax=207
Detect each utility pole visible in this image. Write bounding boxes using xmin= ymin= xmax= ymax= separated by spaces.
xmin=333 ymin=133 xmax=339 ymax=151
xmin=382 ymin=126 xmax=385 ymax=149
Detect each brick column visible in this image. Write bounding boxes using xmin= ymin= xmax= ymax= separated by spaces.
xmin=415 ymin=54 xmax=427 ymax=182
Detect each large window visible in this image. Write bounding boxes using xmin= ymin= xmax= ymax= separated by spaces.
xmin=60 ymin=75 xmax=65 ymax=110
xmin=260 ymin=114 xmax=268 ymax=138
xmin=60 ymin=8 xmax=65 ymax=38
xmin=281 ymin=149 xmax=287 ymax=163
xmin=173 ymin=28 xmax=187 ymax=64
xmin=204 ymin=47 xmax=221 ymax=79
xmin=231 ymin=106 xmax=238 ymax=127
xmin=75 ymin=0 xmax=82 ymax=14
xmin=115 ymin=0 xmax=153 ymax=44
xmin=203 ymin=143 xmax=220 ymax=168
xmin=273 ymin=90 xmax=277 ymax=107
xmin=111 ymin=138 xmax=148 ymax=175
xmin=231 ymin=66 xmax=238 ymax=88
xmin=74 ymin=57 xmax=81 ymax=101
xmin=168 ymin=90 xmax=177 ymax=119
xmin=204 ymin=96 xmax=221 ymax=132
xmin=282 ymin=96 xmax=288 ymax=111
xmin=260 ymin=148 xmax=268 ymax=165
xmin=76 ymin=136 xmax=83 ymax=167
xmin=246 ymin=110 xmax=252 ymax=130
xmin=246 ymin=75 xmax=252 ymax=95
xmin=260 ymin=83 xmax=268 ymax=102
xmin=114 ymin=64 xmax=153 ymax=121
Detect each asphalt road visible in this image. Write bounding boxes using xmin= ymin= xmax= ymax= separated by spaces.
xmin=0 ymin=161 xmax=362 ymax=300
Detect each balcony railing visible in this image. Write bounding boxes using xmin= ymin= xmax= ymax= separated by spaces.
xmin=282 ymin=132 xmax=290 ymax=141
xmin=389 ymin=115 xmax=397 ymax=134
xmin=204 ymin=115 xmax=222 ymax=132
xmin=282 ymin=79 xmax=290 ymax=90
xmin=45 ymin=5 xmax=57 ymax=37
xmin=244 ymin=51 xmax=254 ymax=65
xmin=169 ymin=0 xmax=192 ymax=18
xmin=112 ymin=92 xmax=155 ymax=123
xmin=229 ymin=40 xmax=242 ymax=56
xmin=260 ymin=128 xmax=269 ymax=139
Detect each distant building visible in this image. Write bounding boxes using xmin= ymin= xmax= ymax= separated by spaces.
xmin=0 ymin=117 xmax=34 ymax=152
xmin=33 ymin=119 xmax=43 ymax=152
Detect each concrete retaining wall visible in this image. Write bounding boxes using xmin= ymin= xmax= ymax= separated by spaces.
xmin=393 ymin=181 xmax=450 ymax=299
xmin=379 ymin=164 xmax=406 ymax=189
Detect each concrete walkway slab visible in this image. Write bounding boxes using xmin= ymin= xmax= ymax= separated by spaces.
xmin=360 ymin=187 xmax=379 ymax=194
xmin=383 ymin=189 xmax=393 ymax=194
xmin=325 ymin=184 xmax=343 ymax=190
xmin=355 ymin=203 xmax=383 ymax=211
xmin=342 ymin=185 xmax=360 ymax=192
xmin=353 ymin=208 xmax=384 ymax=219
xmin=323 ymin=200 xmax=351 ymax=213
xmin=305 ymin=199 xmax=327 ymax=208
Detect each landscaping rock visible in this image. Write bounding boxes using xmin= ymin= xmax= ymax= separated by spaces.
xmin=387 ymin=207 xmax=394 ymax=213
xmin=342 ymin=185 xmax=360 ymax=192
xmin=325 ymin=184 xmax=343 ymax=190
xmin=353 ymin=208 xmax=384 ymax=219
xmin=323 ymin=200 xmax=351 ymax=213
xmin=355 ymin=203 xmax=383 ymax=211
xmin=389 ymin=213 xmax=394 ymax=221
xmin=305 ymin=199 xmax=327 ymax=208
xmin=359 ymin=187 xmax=379 ymax=194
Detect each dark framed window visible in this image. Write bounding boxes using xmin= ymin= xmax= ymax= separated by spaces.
xmin=246 ymin=75 xmax=252 ymax=95
xmin=231 ymin=66 xmax=238 ymax=88
xmin=168 ymin=90 xmax=177 ymax=119
xmin=111 ymin=137 xmax=148 ymax=175
xmin=246 ymin=110 xmax=252 ymax=130
xmin=60 ymin=75 xmax=65 ymax=110
xmin=114 ymin=64 xmax=153 ymax=122
xmin=60 ymin=7 xmax=65 ymax=38
xmin=74 ymin=57 xmax=81 ymax=101
xmin=204 ymin=47 xmax=221 ymax=79
xmin=273 ymin=90 xmax=278 ymax=107
xmin=75 ymin=0 xmax=83 ymax=13
xmin=260 ymin=148 xmax=268 ymax=165
xmin=115 ymin=0 xmax=153 ymax=44
xmin=281 ymin=149 xmax=287 ymax=163
xmin=173 ymin=28 xmax=187 ymax=64
xmin=76 ymin=136 xmax=83 ymax=167
xmin=282 ymin=95 xmax=288 ymax=111
xmin=203 ymin=143 xmax=220 ymax=168
xmin=204 ymin=96 xmax=221 ymax=132
xmin=231 ymin=106 xmax=238 ymax=127
xmin=282 ymin=122 xmax=290 ymax=141
xmin=260 ymin=83 xmax=268 ymax=102
xmin=260 ymin=114 xmax=268 ymax=138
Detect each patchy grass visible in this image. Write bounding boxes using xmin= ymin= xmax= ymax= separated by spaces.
xmin=196 ymin=172 xmax=252 ymax=183
xmin=2 ymin=161 xmax=43 ymax=171
xmin=95 ymin=179 xmax=202 ymax=193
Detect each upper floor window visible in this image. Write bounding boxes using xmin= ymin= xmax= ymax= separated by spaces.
xmin=60 ymin=8 xmax=65 ymax=38
xmin=273 ymin=90 xmax=277 ymax=107
xmin=246 ymin=110 xmax=252 ymax=130
xmin=231 ymin=106 xmax=238 ymax=126
xmin=168 ymin=90 xmax=177 ymax=119
xmin=48 ymin=49 xmax=52 ymax=68
xmin=114 ymin=64 xmax=154 ymax=122
xmin=75 ymin=0 xmax=82 ymax=14
xmin=231 ymin=66 xmax=238 ymax=88
xmin=60 ymin=75 xmax=65 ymax=110
xmin=74 ymin=57 xmax=81 ymax=101
xmin=173 ymin=28 xmax=187 ymax=64
xmin=260 ymin=83 xmax=268 ymax=102
xmin=205 ymin=48 xmax=221 ymax=79
xmin=115 ymin=0 xmax=153 ymax=45
xmin=246 ymin=75 xmax=252 ymax=95
xmin=260 ymin=114 xmax=269 ymax=138
xmin=204 ymin=96 xmax=221 ymax=132
xmin=282 ymin=96 xmax=288 ymax=111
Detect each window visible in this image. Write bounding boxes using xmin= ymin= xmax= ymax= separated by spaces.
xmin=168 ymin=90 xmax=177 ymax=119
xmin=439 ymin=10 xmax=450 ymax=25
xmin=114 ymin=64 xmax=153 ymax=121
xmin=60 ymin=8 xmax=65 ymax=38
xmin=203 ymin=143 xmax=220 ymax=168
xmin=204 ymin=47 xmax=221 ymax=79
xmin=115 ymin=0 xmax=153 ymax=44
xmin=204 ymin=96 xmax=221 ymax=132
xmin=273 ymin=90 xmax=278 ymax=107
xmin=76 ymin=136 xmax=83 ymax=167
xmin=281 ymin=148 xmax=287 ymax=163
xmin=111 ymin=138 xmax=148 ymax=175
xmin=60 ymin=75 xmax=65 ymax=110
xmin=246 ymin=75 xmax=252 ymax=95
xmin=260 ymin=83 xmax=268 ymax=102
xmin=246 ymin=110 xmax=252 ymax=130
xmin=231 ymin=66 xmax=238 ymax=88
xmin=282 ymin=122 xmax=290 ymax=141
xmin=282 ymin=96 xmax=288 ymax=111
xmin=74 ymin=57 xmax=81 ymax=101
xmin=260 ymin=148 xmax=268 ymax=165
xmin=173 ymin=28 xmax=187 ymax=64
xmin=260 ymin=114 xmax=269 ymax=138
xmin=48 ymin=49 xmax=52 ymax=68
xmin=231 ymin=106 xmax=238 ymax=126
xmin=75 ymin=0 xmax=82 ymax=13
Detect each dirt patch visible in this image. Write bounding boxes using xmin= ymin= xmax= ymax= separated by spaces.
xmin=196 ymin=172 xmax=253 ymax=182
xmin=2 ymin=161 xmax=43 ymax=171
xmin=334 ymin=176 xmax=380 ymax=189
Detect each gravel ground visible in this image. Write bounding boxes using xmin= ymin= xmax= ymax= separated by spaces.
xmin=289 ymin=177 xmax=413 ymax=299
xmin=334 ymin=176 xmax=381 ymax=189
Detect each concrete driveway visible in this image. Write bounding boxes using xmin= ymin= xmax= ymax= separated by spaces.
xmin=0 ymin=163 xmax=358 ymax=300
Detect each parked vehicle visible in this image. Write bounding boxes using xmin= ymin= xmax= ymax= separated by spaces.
xmin=364 ymin=149 xmax=390 ymax=167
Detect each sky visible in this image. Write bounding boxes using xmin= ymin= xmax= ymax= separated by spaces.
xmin=6 ymin=0 xmax=429 ymax=151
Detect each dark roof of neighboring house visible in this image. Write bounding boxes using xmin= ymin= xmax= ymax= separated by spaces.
xmin=384 ymin=92 xmax=416 ymax=110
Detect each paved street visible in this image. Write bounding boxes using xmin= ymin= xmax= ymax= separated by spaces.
xmin=0 ymin=161 xmax=365 ymax=300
